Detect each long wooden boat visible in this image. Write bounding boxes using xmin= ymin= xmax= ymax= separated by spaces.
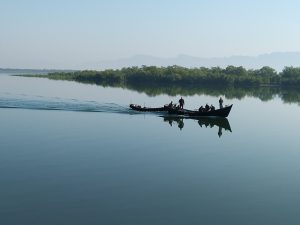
xmin=168 ymin=104 xmax=233 ymax=118
xmin=129 ymin=104 xmax=169 ymax=112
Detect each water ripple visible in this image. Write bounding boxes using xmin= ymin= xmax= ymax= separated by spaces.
xmin=0 ymin=95 xmax=132 ymax=114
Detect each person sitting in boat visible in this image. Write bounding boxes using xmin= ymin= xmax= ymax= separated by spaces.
xmin=219 ymin=97 xmax=223 ymax=109
xmin=168 ymin=101 xmax=173 ymax=107
xmin=205 ymin=103 xmax=210 ymax=112
xmin=199 ymin=106 xmax=204 ymax=112
xmin=210 ymin=104 xmax=215 ymax=111
xmin=179 ymin=97 xmax=184 ymax=109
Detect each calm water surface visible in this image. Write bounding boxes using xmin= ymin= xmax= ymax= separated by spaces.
xmin=0 ymin=73 xmax=300 ymax=225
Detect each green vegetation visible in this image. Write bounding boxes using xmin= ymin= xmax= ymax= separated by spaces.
xmin=19 ymin=65 xmax=300 ymax=104
xmin=23 ymin=65 xmax=300 ymax=87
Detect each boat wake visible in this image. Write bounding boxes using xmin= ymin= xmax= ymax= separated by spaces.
xmin=0 ymin=95 xmax=132 ymax=114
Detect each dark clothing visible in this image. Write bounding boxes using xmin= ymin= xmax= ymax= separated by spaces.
xmin=179 ymin=98 xmax=184 ymax=109
xmin=219 ymin=97 xmax=223 ymax=109
xmin=205 ymin=104 xmax=210 ymax=111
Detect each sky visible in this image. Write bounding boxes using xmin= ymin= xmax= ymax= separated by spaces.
xmin=1 ymin=0 xmax=300 ymax=69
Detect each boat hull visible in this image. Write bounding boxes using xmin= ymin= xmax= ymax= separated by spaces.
xmin=168 ymin=104 xmax=233 ymax=118
xmin=129 ymin=104 xmax=168 ymax=112
xmin=130 ymin=103 xmax=233 ymax=118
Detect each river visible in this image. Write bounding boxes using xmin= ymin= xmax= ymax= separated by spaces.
xmin=0 ymin=72 xmax=300 ymax=225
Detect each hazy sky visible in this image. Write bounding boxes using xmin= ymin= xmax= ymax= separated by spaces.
xmin=1 ymin=0 xmax=300 ymax=68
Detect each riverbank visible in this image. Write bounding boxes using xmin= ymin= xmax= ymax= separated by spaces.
xmin=18 ymin=65 xmax=300 ymax=88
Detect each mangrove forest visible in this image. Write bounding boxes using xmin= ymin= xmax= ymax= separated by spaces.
xmin=23 ymin=65 xmax=300 ymax=88
xmin=18 ymin=65 xmax=300 ymax=103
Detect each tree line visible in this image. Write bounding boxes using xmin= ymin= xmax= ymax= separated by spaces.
xmin=33 ymin=65 xmax=300 ymax=87
xmin=19 ymin=65 xmax=300 ymax=104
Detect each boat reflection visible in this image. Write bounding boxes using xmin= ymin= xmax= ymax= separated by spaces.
xmin=162 ymin=116 xmax=232 ymax=137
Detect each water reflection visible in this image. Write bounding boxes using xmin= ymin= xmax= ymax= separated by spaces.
xmin=104 ymin=83 xmax=300 ymax=105
xmin=162 ymin=116 xmax=232 ymax=137
xmin=163 ymin=116 xmax=185 ymax=130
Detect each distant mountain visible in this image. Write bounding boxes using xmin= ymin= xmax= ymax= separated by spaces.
xmin=2 ymin=52 xmax=300 ymax=72
xmin=95 ymin=52 xmax=300 ymax=71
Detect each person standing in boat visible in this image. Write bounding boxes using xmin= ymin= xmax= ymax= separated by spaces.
xmin=179 ymin=97 xmax=184 ymax=109
xmin=219 ymin=97 xmax=223 ymax=109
